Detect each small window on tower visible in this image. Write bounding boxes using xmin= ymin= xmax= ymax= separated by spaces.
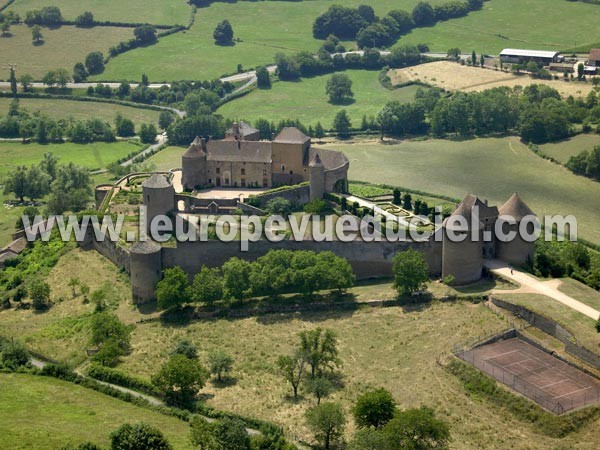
xmin=216 ymin=167 xmax=220 ymax=174
xmin=241 ymin=168 xmax=246 ymax=175
xmin=281 ymin=165 xmax=285 ymax=172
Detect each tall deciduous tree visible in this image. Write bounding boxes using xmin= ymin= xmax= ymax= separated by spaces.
xmin=187 ymin=266 xmax=223 ymax=305
xmin=353 ymin=388 xmax=397 ymax=428
xmin=326 ymin=73 xmax=354 ymax=104
xmin=31 ymin=25 xmax=43 ymax=44
xmin=110 ymin=422 xmax=172 ymax=450
xmin=156 ymin=267 xmax=190 ymax=310
xmin=208 ymin=350 xmax=234 ymax=382
xmin=278 ymin=352 xmax=305 ymax=400
xmin=392 ymin=249 xmax=429 ymax=295
xmin=213 ymin=20 xmax=234 ymax=45
xmin=152 ymin=354 xmax=208 ymax=408
xmin=305 ymin=402 xmax=346 ymax=450
xmin=299 ymin=328 xmax=340 ymax=378
xmin=333 ymin=109 xmax=352 ymax=138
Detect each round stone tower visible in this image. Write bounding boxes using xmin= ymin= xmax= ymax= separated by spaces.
xmin=182 ymin=136 xmax=207 ymax=190
xmin=142 ymin=173 xmax=175 ymax=235
xmin=129 ymin=240 xmax=162 ymax=305
xmin=442 ymin=201 xmax=484 ymax=285
xmin=496 ymin=193 xmax=536 ymax=266
xmin=309 ymin=153 xmax=325 ymax=201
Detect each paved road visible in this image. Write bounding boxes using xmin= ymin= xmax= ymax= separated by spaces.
xmin=486 ymin=259 xmax=600 ymax=320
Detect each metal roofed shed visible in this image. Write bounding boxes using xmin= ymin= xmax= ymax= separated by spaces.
xmin=500 ymin=48 xmax=561 ymax=65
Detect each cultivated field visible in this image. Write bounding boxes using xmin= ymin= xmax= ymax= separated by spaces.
xmin=0 ymin=141 xmax=141 ymax=177
xmin=218 ymin=71 xmax=424 ymax=127
xmin=398 ymin=0 xmax=600 ymax=53
xmin=320 ymin=136 xmax=600 ymax=244
xmin=0 ymin=373 xmax=195 ymax=450
xmin=0 ymin=25 xmax=134 ymax=80
xmin=6 ymin=0 xmax=190 ymax=25
xmin=390 ymin=61 xmax=596 ymax=98
xmin=0 ymin=98 xmax=161 ymax=127
xmin=95 ymin=0 xmax=446 ymax=82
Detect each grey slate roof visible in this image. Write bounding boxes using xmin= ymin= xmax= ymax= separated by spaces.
xmin=206 ymin=140 xmax=272 ymax=163
xmin=307 ymin=147 xmax=348 ymax=171
xmin=274 ymin=127 xmax=310 ymax=144
xmin=225 ymin=121 xmax=259 ymax=138
xmin=142 ymin=174 xmax=171 ymax=189
xmin=499 ymin=193 xmax=535 ymax=221
xmin=130 ymin=240 xmax=162 ymax=254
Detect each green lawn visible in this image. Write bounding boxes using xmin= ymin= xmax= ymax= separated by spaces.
xmin=0 ymin=141 xmax=140 ymax=177
xmin=0 ymin=98 xmax=161 ymax=127
xmin=0 ymin=192 xmax=25 ymax=247
xmin=218 ymin=71 xmax=423 ymax=127
xmin=95 ymin=0 xmax=445 ymax=82
xmin=145 ymin=145 xmax=184 ymax=172
xmin=6 ymin=0 xmax=190 ymax=25
xmin=558 ymin=278 xmax=600 ymax=312
xmin=538 ymin=134 xmax=600 ymax=164
xmin=320 ymin=136 xmax=600 ymax=244
xmin=0 ymin=373 xmax=194 ymax=450
xmin=398 ymin=0 xmax=600 ymax=53
xmin=0 ymin=25 xmax=134 ymax=80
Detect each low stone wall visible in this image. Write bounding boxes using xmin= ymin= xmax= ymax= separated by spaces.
xmin=253 ymin=185 xmax=310 ymax=207
xmin=491 ymin=297 xmax=600 ymax=370
xmin=237 ymin=202 xmax=265 ymax=216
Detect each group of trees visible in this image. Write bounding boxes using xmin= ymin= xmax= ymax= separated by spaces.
xmin=275 ymin=45 xmax=427 ymax=81
xmin=534 ymin=240 xmax=600 ymax=290
xmin=24 ymin=6 xmax=63 ymax=27
xmin=0 ymin=337 xmax=30 ymax=370
xmin=3 ymin=153 xmax=92 ymax=213
xmin=278 ymin=327 xmax=341 ymax=403
xmin=375 ymin=84 xmax=598 ymax=144
xmin=213 ymin=19 xmax=234 ymax=45
xmin=155 ymin=250 xmax=355 ymax=310
xmin=313 ymin=1 xmax=484 ymax=49
xmin=566 ymin=145 xmax=600 ymax=181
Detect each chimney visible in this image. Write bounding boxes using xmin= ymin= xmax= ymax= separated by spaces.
xmin=233 ymin=122 xmax=240 ymax=139
xmin=200 ymin=138 xmax=207 ymax=152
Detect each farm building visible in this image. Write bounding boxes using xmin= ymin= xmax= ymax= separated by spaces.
xmin=500 ymin=49 xmax=561 ymax=65
xmin=585 ymin=49 xmax=600 ymax=74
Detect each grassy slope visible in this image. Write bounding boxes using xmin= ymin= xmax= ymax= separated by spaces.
xmin=0 ymin=373 xmax=194 ymax=450
xmin=320 ymin=136 xmax=600 ymax=244
xmin=95 ymin=0 xmax=444 ymax=82
xmin=0 ymin=141 xmax=140 ymax=177
xmin=6 ymin=0 xmax=190 ymax=25
xmin=0 ymin=25 xmax=133 ymax=79
xmin=0 ymin=98 xmax=161 ymax=127
xmin=539 ymin=134 xmax=600 ymax=164
xmin=218 ymin=71 xmax=423 ymax=127
xmin=145 ymin=145 xmax=183 ymax=172
xmin=558 ymin=278 xmax=600 ymax=312
xmin=398 ymin=0 xmax=600 ymax=53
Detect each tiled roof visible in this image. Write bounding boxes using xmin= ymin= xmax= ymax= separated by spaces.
xmin=499 ymin=193 xmax=535 ymax=221
xmin=274 ymin=127 xmax=310 ymax=144
xmin=142 ymin=174 xmax=171 ymax=189
xmin=206 ymin=140 xmax=272 ymax=163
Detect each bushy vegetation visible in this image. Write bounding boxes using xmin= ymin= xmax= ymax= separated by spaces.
xmin=566 ymin=145 xmax=600 ymax=181
xmin=534 ymin=240 xmax=600 ymax=290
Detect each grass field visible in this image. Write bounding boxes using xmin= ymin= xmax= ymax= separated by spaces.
xmin=0 ymin=141 xmax=140 ymax=177
xmin=145 ymin=145 xmax=183 ymax=171
xmin=0 ymin=192 xmax=24 ymax=247
xmin=0 ymin=373 xmax=195 ymax=450
xmin=0 ymin=98 xmax=161 ymax=127
xmin=390 ymin=61 xmax=597 ymax=98
xmin=6 ymin=0 xmax=190 ymax=25
xmin=397 ymin=0 xmax=600 ymax=53
xmin=539 ymin=134 xmax=600 ymax=164
xmin=95 ymin=0 xmax=445 ymax=82
xmin=0 ymin=25 xmax=134 ymax=80
xmin=218 ymin=71 xmax=424 ymax=127
xmin=319 ymin=136 xmax=600 ymax=244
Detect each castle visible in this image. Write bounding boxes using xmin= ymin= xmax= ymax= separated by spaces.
xmin=181 ymin=122 xmax=350 ymax=197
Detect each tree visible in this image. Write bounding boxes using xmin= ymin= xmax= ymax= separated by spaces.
xmin=348 ymin=428 xmax=388 ymax=450
xmin=152 ymin=354 xmax=208 ymax=408
xmin=85 ymin=51 xmax=105 ymax=75
xmin=412 ymin=2 xmax=436 ymax=26
xmin=265 ymin=197 xmax=291 ymax=216
xmin=212 ymin=418 xmax=251 ymax=450
xmin=392 ymin=249 xmax=429 ymax=296
xmin=278 ymin=352 xmax=305 ymax=400
xmin=189 ymin=417 xmax=219 ymax=449
xmin=31 ymin=25 xmax=43 ymax=44
xmin=307 ymin=376 xmax=333 ymax=405
xmin=256 ymin=66 xmax=271 ymax=89
xmin=9 ymin=66 xmax=17 ymax=95
xmin=471 ymin=50 xmax=477 ymax=66
xmin=213 ymin=19 xmax=234 ymax=45
xmin=134 ymin=24 xmax=157 ymax=45
xmin=171 ymin=339 xmax=198 ymax=360
xmin=3 ymin=166 xmax=28 ymax=202
xmin=222 ymin=258 xmax=252 ymax=301
xmin=42 ymin=70 xmax=57 ymax=88
xmin=73 ymin=62 xmax=88 ymax=83
xmin=333 ymin=110 xmax=352 ymax=138
xmin=0 ymin=339 xmax=30 ymax=370
xmin=55 ymin=68 xmax=70 ymax=89
xmin=381 ymin=407 xmax=450 ymax=450
xmin=305 ymin=402 xmax=346 ymax=450
xmin=158 ymin=111 xmax=174 ymax=130
xmin=577 ymin=62 xmax=584 ymax=80
xmin=20 ymin=74 xmax=34 ymax=92
xmin=326 ymin=73 xmax=354 ymax=104
xmin=30 ymin=279 xmax=51 ymax=310
xmin=480 ymin=53 xmax=485 ymax=68
xmin=353 ymin=388 xmax=396 ymax=429
xmin=115 ymin=114 xmax=135 ymax=137
xmin=315 ymin=122 xmax=325 ymax=138
xmin=110 ymin=422 xmax=172 ymax=450
xmin=90 ymin=312 xmax=131 ymax=366
xmin=139 ymin=123 xmax=157 ymax=144
xmin=0 ymin=20 xmax=10 ymax=37
xmin=75 ymin=11 xmax=94 ymax=27
xmin=208 ymin=350 xmax=234 ymax=382
xmin=188 ymin=266 xmax=223 ymax=306
xmin=299 ymin=328 xmax=340 ymax=379
xmin=156 ymin=267 xmax=190 ymax=310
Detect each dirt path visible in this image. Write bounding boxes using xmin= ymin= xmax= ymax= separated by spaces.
xmin=485 ymin=259 xmax=600 ymax=320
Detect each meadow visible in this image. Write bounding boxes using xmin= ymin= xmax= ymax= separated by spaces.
xmin=538 ymin=134 xmax=600 ymax=164
xmin=319 ymin=136 xmax=600 ymax=244
xmin=398 ymin=0 xmax=600 ymax=53
xmin=0 ymin=98 xmax=161 ymax=127
xmin=218 ymin=71 xmax=424 ymax=127
xmin=0 ymin=25 xmax=133 ymax=79
xmin=0 ymin=141 xmax=141 ymax=177
xmin=95 ymin=0 xmax=446 ymax=82
xmin=0 ymin=373 xmax=195 ymax=450
xmin=145 ymin=145 xmax=184 ymax=172
xmin=5 ymin=0 xmax=191 ymax=25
